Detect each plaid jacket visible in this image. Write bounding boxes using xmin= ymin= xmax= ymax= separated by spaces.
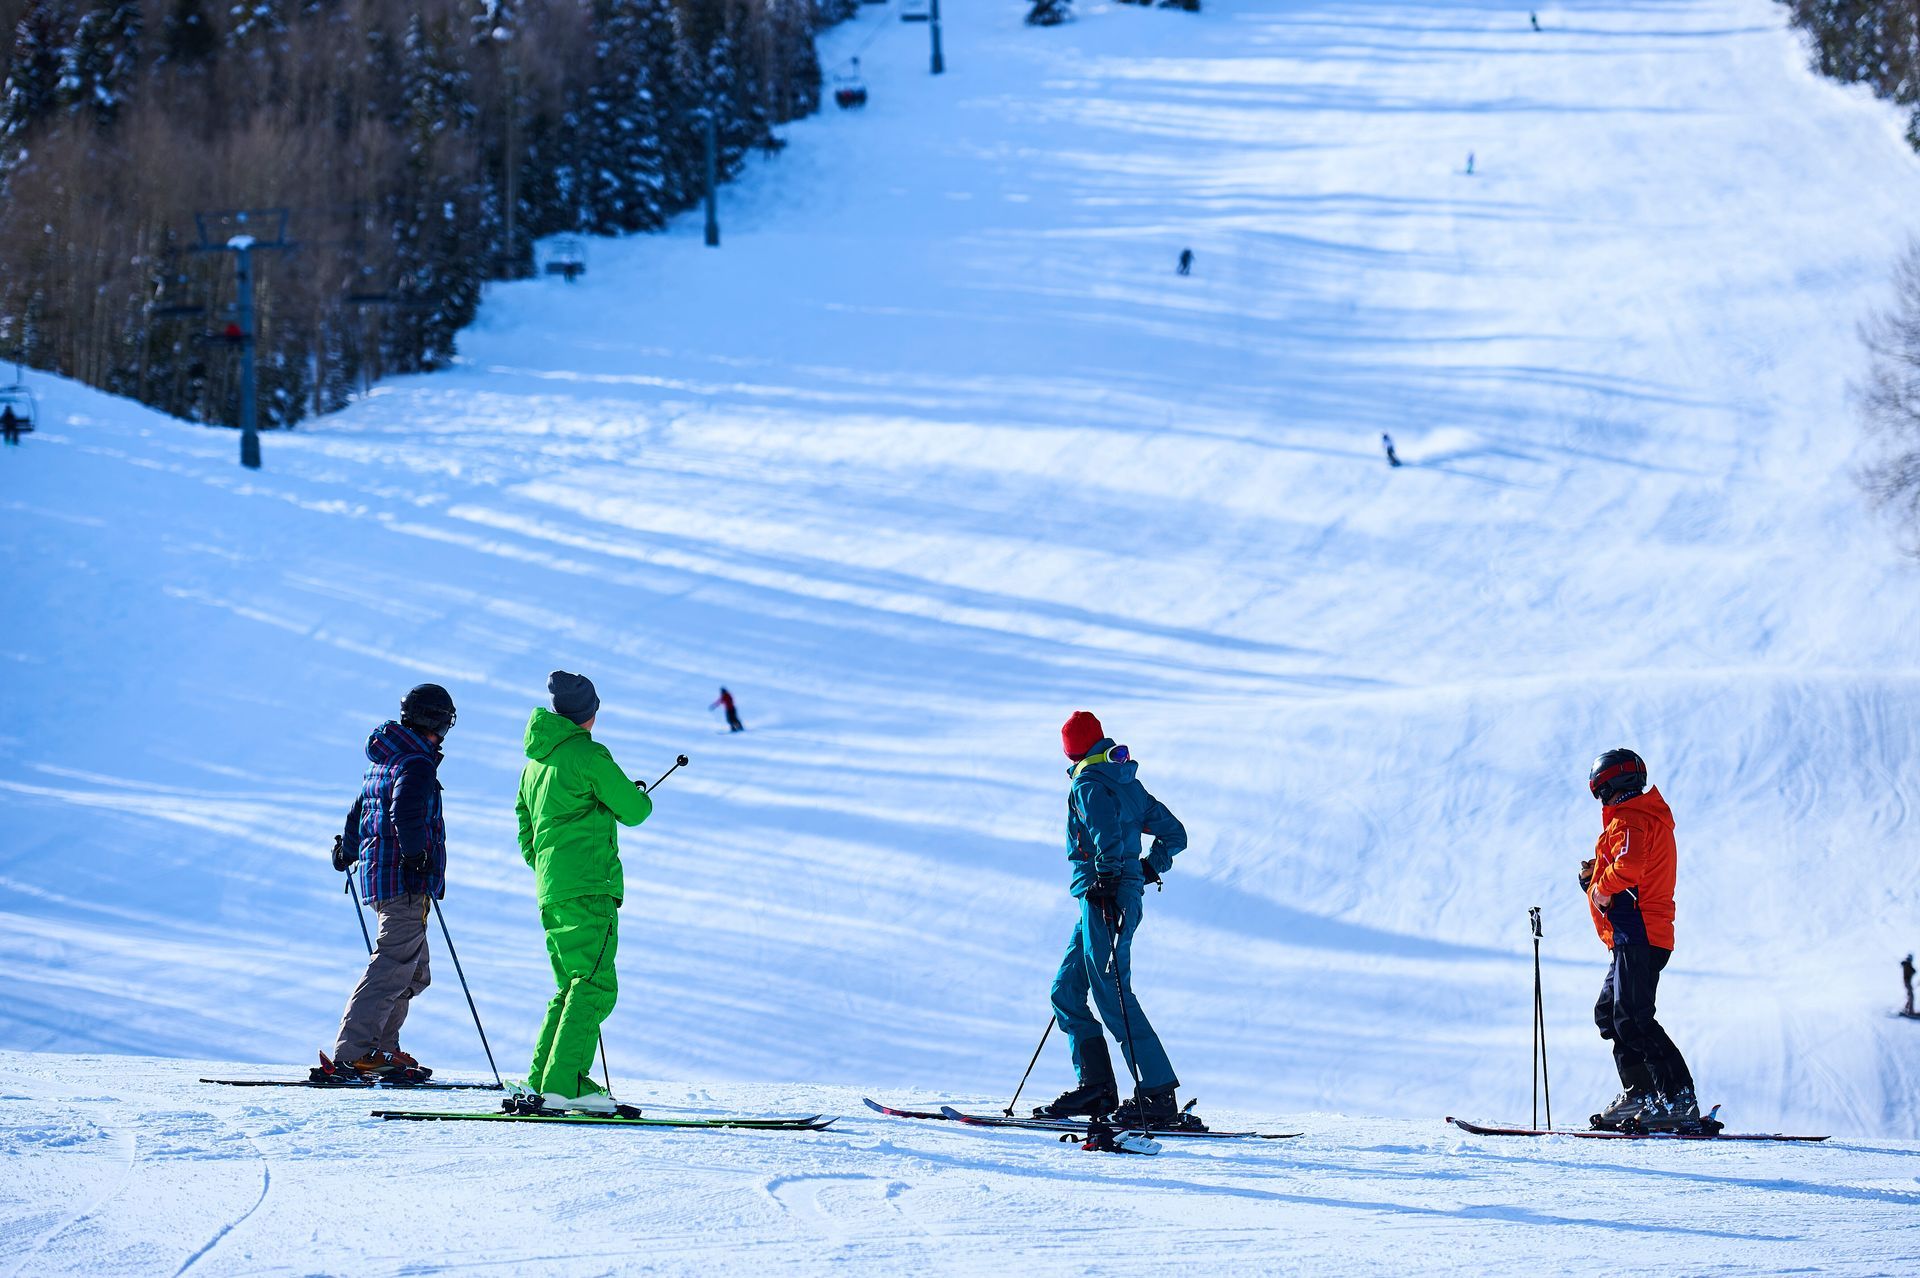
xmin=345 ymin=721 xmax=447 ymax=903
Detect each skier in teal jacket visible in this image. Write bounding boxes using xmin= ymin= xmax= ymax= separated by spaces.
xmin=1037 ymin=710 xmax=1189 ymax=1127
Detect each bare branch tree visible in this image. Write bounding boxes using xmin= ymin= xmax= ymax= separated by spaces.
xmin=1858 ymin=241 xmax=1920 ymax=554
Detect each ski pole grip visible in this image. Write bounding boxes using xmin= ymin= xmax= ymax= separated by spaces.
xmin=641 ymin=754 xmax=692 ymax=793
xmin=1529 ymin=905 xmax=1542 ymax=940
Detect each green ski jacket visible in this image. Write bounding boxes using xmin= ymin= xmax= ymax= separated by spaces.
xmin=516 ymin=707 xmax=652 ymax=907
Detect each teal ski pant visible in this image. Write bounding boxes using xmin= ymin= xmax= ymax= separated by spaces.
xmin=1049 ymin=894 xmax=1178 ymax=1091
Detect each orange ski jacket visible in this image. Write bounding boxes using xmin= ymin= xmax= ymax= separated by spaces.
xmin=1587 ymin=787 xmax=1677 ymax=951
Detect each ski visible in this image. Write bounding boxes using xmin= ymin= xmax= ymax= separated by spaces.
xmin=374 ymin=1108 xmax=836 ymax=1130
xmin=201 ymin=1077 xmax=502 ymax=1091
xmin=860 ymin=1099 xmax=1300 ymax=1139
xmin=1446 ymin=1116 xmax=1828 ymax=1143
xmin=862 ymin=1098 xmax=959 ymax=1121
xmin=941 ymin=1104 xmax=1302 ymax=1140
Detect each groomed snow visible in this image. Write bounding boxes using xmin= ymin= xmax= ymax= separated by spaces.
xmin=7 ymin=1053 xmax=1920 ymax=1276
xmin=5 ymin=0 xmax=1920 ymax=1270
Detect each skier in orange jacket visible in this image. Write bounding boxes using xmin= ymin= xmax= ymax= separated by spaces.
xmin=1581 ymin=748 xmax=1697 ymax=1132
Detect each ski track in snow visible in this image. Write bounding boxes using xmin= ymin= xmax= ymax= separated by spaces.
xmin=5 ymin=0 xmax=1920 ymax=1269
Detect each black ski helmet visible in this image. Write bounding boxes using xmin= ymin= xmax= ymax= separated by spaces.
xmin=400 ymin=683 xmax=457 ymax=736
xmin=1588 ymin=748 xmax=1646 ymax=805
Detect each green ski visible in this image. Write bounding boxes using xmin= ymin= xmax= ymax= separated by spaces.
xmin=372 ymin=1108 xmax=835 ymax=1131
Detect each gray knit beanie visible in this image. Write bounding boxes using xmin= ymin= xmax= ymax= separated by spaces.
xmin=548 ymin=670 xmax=600 ymax=725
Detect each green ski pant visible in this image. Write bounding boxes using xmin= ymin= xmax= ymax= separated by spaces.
xmin=527 ymin=894 xmax=619 ymax=1098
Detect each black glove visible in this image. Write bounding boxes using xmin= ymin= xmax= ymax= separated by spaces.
xmin=1086 ymin=876 xmax=1122 ymax=927
xmin=1578 ymin=859 xmax=1595 ymax=892
xmin=331 ymin=834 xmax=359 ymax=873
xmin=401 ymin=851 xmax=429 ymax=879
xmin=1140 ymin=857 xmax=1162 ymax=887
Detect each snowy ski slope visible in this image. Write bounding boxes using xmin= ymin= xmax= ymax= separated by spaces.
xmin=5 ymin=0 xmax=1920 ymax=1270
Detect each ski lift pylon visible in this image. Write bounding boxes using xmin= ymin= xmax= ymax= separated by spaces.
xmin=833 ymin=57 xmax=869 ymax=110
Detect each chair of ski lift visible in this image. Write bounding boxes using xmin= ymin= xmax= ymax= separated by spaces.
xmin=0 ymin=382 xmax=37 ymax=434
xmin=544 ymin=237 xmax=587 ymax=283
xmin=901 ymin=0 xmax=930 ymax=20
xmin=833 ymin=58 xmax=869 ymax=109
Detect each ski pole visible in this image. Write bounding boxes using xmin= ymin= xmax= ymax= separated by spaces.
xmin=1106 ymin=907 xmax=1148 ymax=1115
xmin=599 ymin=1033 xmax=618 ymax=1103
xmin=1003 ymin=1018 xmax=1055 ymax=1117
xmin=639 ymin=754 xmax=690 ymax=793
xmin=1530 ymin=905 xmax=1553 ymax=1130
xmin=431 ymin=898 xmax=505 ymax=1090
xmin=345 ymin=874 xmax=373 ymax=955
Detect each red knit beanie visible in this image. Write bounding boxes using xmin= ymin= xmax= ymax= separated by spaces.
xmin=1061 ymin=711 xmax=1104 ymax=759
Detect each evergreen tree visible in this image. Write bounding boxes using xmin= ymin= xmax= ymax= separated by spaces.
xmin=160 ymin=0 xmax=217 ymax=67
xmin=586 ymin=0 xmax=670 ymax=233
xmin=1026 ymin=0 xmax=1072 ymax=25
xmin=226 ymin=0 xmax=289 ymax=53
xmin=63 ymin=0 xmax=143 ymax=124
xmin=5 ymin=2 xmax=70 ymax=138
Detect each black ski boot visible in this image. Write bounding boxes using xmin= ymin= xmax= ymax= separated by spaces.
xmin=1110 ymin=1084 xmax=1205 ymax=1132
xmin=1034 ymin=1038 xmax=1119 ymax=1119
xmin=1591 ymin=1064 xmax=1657 ymax=1131
xmin=1640 ymin=1087 xmax=1702 ymax=1132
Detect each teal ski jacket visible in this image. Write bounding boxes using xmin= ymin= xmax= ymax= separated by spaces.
xmin=1065 ymin=739 xmax=1186 ymax=898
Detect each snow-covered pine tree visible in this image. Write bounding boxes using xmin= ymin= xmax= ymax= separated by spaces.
xmin=586 ymin=0 xmax=670 ymax=233
xmin=225 ymin=0 xmax=288 ymax=58
xmin=1026 ymin=0 xmax=1072 ymax=25
xmin=5 ymin=1 xmax=70 ymax=139
xmin=62 ymin=0 xmax=143 ymax=124
xmin=770 ymin=0 xmax=822 ymax=121
xmin=158 ymin=0 xmax=215 ymax=67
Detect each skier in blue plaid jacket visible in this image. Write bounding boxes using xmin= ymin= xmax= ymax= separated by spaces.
xmin=317 ymin=684 xmax=456 ymax=1083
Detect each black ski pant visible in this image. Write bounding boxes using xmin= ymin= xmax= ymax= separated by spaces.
xmin=725 ymin=708 xmax=743 ymax=732
xmin=1595 ymin=942 xmax=1693 ymax=1096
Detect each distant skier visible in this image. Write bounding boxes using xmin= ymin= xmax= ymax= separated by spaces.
xmin=316 ymin=684 xmax=458 ymax=1083
xmin=711 ymin=686 xmax=744 ymax=733
xmin=1903 ymin=954 xmax=1915 ymax=1015
xmin=1466 ymin=152 xmax=1476 ymax=176
xmin=1581 ymin=749 xmax=1698 ymax=1131
xmin=1381 ymin=433 xmax=1402 ymax=467
xmin=1530 ymin=10 xmax=1540 ymax=30
xmin=517 ymin=671 xmax=652 ymax=1113
xmin=1036 ymin=711 xmax=1195 ymax=1128
xmin=1177 ymin=248 xmax=1194 ymax=276
xmin=1 ymin=406 xmax=19 ymax=446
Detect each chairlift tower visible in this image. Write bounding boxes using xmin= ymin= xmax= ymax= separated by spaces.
xmin=902 ymin=0 xmax=944 ymax=73
xmin=701 ymin=107 xmax=720 ymax=247
xmin=192 ymin=208 xmax=292 ymax=469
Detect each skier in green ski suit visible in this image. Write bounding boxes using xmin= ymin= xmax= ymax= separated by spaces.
xmin=517 ymin=671 xmax=652 ymax=1112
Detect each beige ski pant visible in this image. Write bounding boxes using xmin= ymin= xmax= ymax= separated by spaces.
xmin=331 ymin=892 xmax=432 ymax=1062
